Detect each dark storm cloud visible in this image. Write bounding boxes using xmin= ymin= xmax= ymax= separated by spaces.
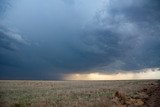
xmin=97 ymin=0 xmax=160 ymax=70
xmin=0 ymin=0 xmax=160 ymax=79
xmin=0 ymin=26 xmax=27 ymax=50
xmin=70 ymin=0 xmax=160 ymax=71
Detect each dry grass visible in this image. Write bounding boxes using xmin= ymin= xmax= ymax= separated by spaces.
xmin=0 ymin=80 xmax=158 ymax=107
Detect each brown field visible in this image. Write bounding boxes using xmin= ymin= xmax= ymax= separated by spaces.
xmin=0 ymin=80 xmax=160 ymax=107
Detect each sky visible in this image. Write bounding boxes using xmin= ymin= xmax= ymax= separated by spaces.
xmin=0 ymin=0 xmax=160 ymax=80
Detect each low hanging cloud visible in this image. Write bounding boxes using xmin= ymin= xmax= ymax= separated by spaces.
xmin=64 ymin=68 xmax=160 ymax=80
xmin=0 ymin=0 xmax=160 ymax=79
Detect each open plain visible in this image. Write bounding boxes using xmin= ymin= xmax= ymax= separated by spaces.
xmin=0 ymin=80 xmax=160 ymax=107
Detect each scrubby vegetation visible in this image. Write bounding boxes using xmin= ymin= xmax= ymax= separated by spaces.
xmin=0 ymin=80 xmax=159 ymax=107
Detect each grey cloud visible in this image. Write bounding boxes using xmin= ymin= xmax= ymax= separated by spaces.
xmin=61 ymin=0 xmax=75 ymax=5
xmin=0 ymin=0 xmax=160 ymax=79
xmin=0 ymin=25 xmax=27 ymax=51
xmin=83 ymin=0 xmax=160 ymax=71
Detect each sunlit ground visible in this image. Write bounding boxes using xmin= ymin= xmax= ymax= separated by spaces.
xmin=64 ymin=68 xmax=160 ymax=80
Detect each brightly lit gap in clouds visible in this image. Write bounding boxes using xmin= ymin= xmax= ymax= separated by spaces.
xmin=64 ymin=68 xmax=160 ymax=80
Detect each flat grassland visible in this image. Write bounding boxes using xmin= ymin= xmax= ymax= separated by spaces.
xmin=0 ymin=80 xmax=160 ymax=107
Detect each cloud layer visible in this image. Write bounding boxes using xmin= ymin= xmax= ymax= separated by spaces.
xmin=82 ymin=0 xmax=160 ymax=71
xmin=0 ymin=0 xmax=160 ymax=79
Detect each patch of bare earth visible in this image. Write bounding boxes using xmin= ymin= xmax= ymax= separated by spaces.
xmin=146 ymin=80 xmax=160 ymax=107
xmin=111 ymin=80 xmax=160 ymax=107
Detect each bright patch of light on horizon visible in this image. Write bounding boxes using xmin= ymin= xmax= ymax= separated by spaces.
xmin=64 ymin=68 xmax=160 ymax=80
